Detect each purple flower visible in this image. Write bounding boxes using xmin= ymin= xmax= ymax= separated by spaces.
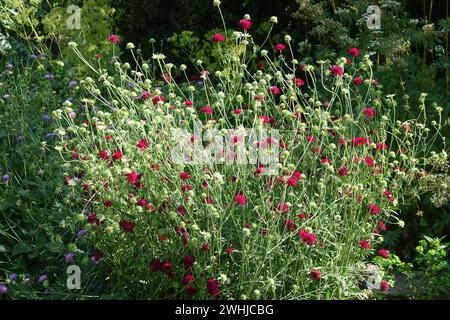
xmin=65 ymin=98 xmax=73 ymax=103
xmin=6 ymin=64 xmax=13 ymax=70
xmin=30 ymin=54 xmax=37 ymax=59
xmin=17 ymin=135 xmax=25 ymax=141
xmin=9 ymin=274 xmax=17 ymax=281
xmin=77 ymin=229 xmax=87 ymax=238
xmin=38 ymin=274 xmax=48 ymax=283
xmin=68 ymin=111 xmax=76 ymax=119
xmin=45 ymin=132 xmax=57 ymax=139
xmin=0 ymin=285 xmax=8 ymax=295
xmin=44 ymin=74 xmax=54 ymax=80
xmin=42 ymin=114 xmax=50 ymax=122
xmin=65 ymin=253 xmax=75 ymax=264
xmin=2 ymin=174 xmax=9 ymax=182
xmin=68 ymin=80 xmax=78 ymax=88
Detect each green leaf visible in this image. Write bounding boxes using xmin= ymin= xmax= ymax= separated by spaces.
xmin=12 ymin=242 xmax=33 ymax=256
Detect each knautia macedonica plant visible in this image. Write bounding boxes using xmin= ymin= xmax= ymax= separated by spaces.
xmin=50 ymin=4 xmax=448 ymax=299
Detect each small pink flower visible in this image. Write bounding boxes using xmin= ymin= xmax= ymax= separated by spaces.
xmin=359 ymin=240 xmax=371 ymax=249
xmin=378 ymin=248 xmax=389 ymax=259
xmin=108 ymin=34 xmax=120 ymax=45
xmin=363 ymin=107 xmax=375 ymax=119
xmin=380 ymin=280 xmax=389 ymax=291
xmin=367 ymin=203 xmax=380 ymax=215
xmin=211 ymin=33 xmax=225 ymax=42
xmin=136 ymin=139 xmax=149 ymax=149
xmin=234 ymin=194 xmax=247 ymax=206
xmin=200 ymin=106 xmax=214 ymax=114
xmin=353 ymin=77 xmax=364 ymax=85
xmin=349 ymin=47 xmax=360 ymax=57
xmin=179 ymin=172 xmax=191 ymax=180
xmin=310 ymin=269 xmax=321 ymax=280
xmin=275 ymin=43 xmax=286 ymax=51
xmin=330 ymin=65 xmax=344 ymax=76
xmin=239 ymin=19 xmax=253 ymax=30
xmin=271 ymin=86 xmax=281 ymax=95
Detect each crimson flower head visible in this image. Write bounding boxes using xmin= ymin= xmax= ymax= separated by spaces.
xmin=378 ymin=248 xmax=389 ymax=259
xmin=184 ymin=255 xmax=195 ymax=269
xmin=298 ymin=229 xmax=317 ymax=246
xmin=310 ymin=269 xmax=321 ymax=280
xmin=112 ymin=151 xmax=123 ymax=161
xmin=275 ymin=43 xmax=286 ymax=51
xmin=119 ymin=220 xmax=135 ymax=233
xmin=206 ymin=278 xmax=220 ymax=296
xmin=234 ymin=194 xmax=247 ymax=206
xmin=239 ymin=18 xmax=253 ymax=30
xmin=152 ymin=95 xmax=166 ymax=104
xmin=108 ymin=34 xmax=120 ymax=45
xmin=200 ymin=106 xmax=214 ymax=114
xmin=363 ymin=107 xmax=375 ymax=119
xmin=179 ymin=171 xmax=191 ymax=180
xmin=127 ymin=171 xmax=140 ymax=184
xmin=226 ymin=247 xmax=234 ymax=254
xmin=136 ymin=139 xmax=149 ymax=149
xmin=359 ymin=240 xmax=371 ymax=249
xmin=211 ymin=33 xmax=225 ymax=42
xmin=349 ymin=47 xmax=360 ymax=57
xmin=367 ymin=203 xmax=380 ymax=215
xmin=330 ymin=65 xmax=344 ymax=76
xmin=271 ymin=86 xmax=281 ymax=95
xmin=182 ymin=274 xmax=195 ymax=286
xmin=353 ymin=77 xmax=364 ymax=85
xmin=141 ymin=91 xmax=151 ymax=100
xmin=98 ymin=150 xmax=109 ymax=160
xmin=380 ymin=280 xmax=389 ymax=291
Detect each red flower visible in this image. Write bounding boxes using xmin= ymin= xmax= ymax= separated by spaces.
xmin=359 ymin=240 xmax=371 ymax=249
xmin=275 ymin=43 xmax=286 ymax=51
xmin=112 ymin=151 xmax=123 ymax=161
xmin=376 ymin=142 xmax=389 ymax=150
xmin=151 ymin=258 xmax=162 ymax=272
xmin=383 ymin=191 xmax=394 ymax=202
xmin=185 ymin=285 xmax=197 ymax=296
xmin=298 ymin=229 xmax=317 ymax=246
xmin=271 ymin=86 xmax=281 ymax=95
xmin=226 ymin=247 xmax=234 ymax=254
xmin=98 ymin=150 xmax=109 ymax=160
xmin=127 ymin=171 xmax=140 ymax=184
xmin=294 ymin=78 xmax=305 ymax=87
xmin=310 ymin=269 xmax=321 ymax=280
xmin=152 ymin=95 xmax=166 ymax=104
xmin=363 ymin=107 xmax=375 ymax=119
xmin=352 ymin=136 xmax=368 ymax=147
xmin=338 ymin=166 xmax=349 ymax=177
xmin=239 ymin=18 xmax=253 ymax=30
xmin=349 ymin=47 xmax=360 ymax=57
xmin=380 ymin=280 xmax=389 ymax=291
xmin=119 ymin=220 xmax=135 ymax=233
xmin=378 ymin=221 xmax=387 ymax=231
xmin=179 ymin=171 xmax=191 ymax=180
xmin=330 ymin=65 xmax=344 ymax=76
xmin=141 ymin=91 xmax=151 ymax=100
xmin=182 ymin=274 xmax=195 ymax=285
xmin=367 ymin=203 xmax=380 ymax=215
xmin=283 ymin=219 xmax=297 ymax=231
xmin=286 ymin=177 xmax=298 ymax=187
xmin=184 ymin=255 xmax=196 ymax=269
xmin=103 ymin=200 xmax=113 ymax=207
xmin=108 ymin=34 xmax=120 ymax=45
xmin=211 ymin=33 xmax=225 ymax=42
xmin=365 ymin=156 xmax=375 ymax=167
xmin=206 ymin=278 xmax=220 ymax=296
xmin=202 ymin=243 xmax=210 ymax=251
xmin=378 ymin=248 xmax=389 ymax=259
xmin=184 ymin=100 xmax=193 ymax=107
xmin=136 ymin=139 xmax=149 ymax=149
xmin=95 ymin=53 xmax=102 ymax=59
xmin=234 ymin=194 xmax=247 ymax=206
xmin=353 ymin=77 xmax=364 ymax=85
xmin=200 ymin=106 xmax=214 ymax=114
xmin=137 ymin=197 xmax=148 ymax=207
xmin=306 ymin=135 xmax=316 ymax=143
